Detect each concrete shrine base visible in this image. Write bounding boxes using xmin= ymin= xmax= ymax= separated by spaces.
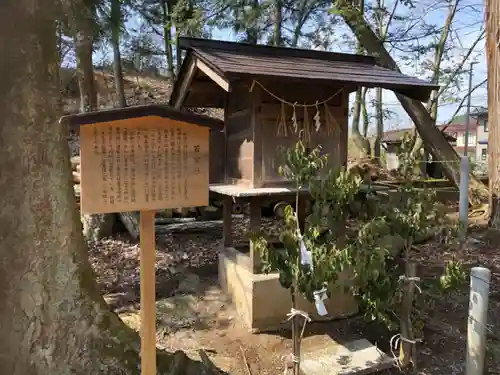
xmin=218 ymin=246 xmax=358 ymax=332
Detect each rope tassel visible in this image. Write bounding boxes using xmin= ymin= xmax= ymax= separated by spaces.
xmin=303 ymin=106 xmax=311 ymax=144
xmin=291 ymin=103 xmax=298 ymax=134
xmin=276 ymin=101 xmax=288 ymax=137
xmin=314 ymin=101 xmax=321 ymax=133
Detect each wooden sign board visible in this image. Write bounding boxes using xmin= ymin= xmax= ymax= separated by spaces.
xmin=79 ymin=116 xmax=209 ymax=214
xmin=61 ymin=105 xmax=223 ymax=375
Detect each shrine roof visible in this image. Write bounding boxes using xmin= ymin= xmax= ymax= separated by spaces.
xmin=170 ymin=37 xmax=439 ymax=108
xmin=60 ymin=104 xmax=224 ymax=133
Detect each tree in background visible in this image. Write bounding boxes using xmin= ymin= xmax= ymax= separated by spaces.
xmin=350 ymin=0 xmax=372 ymax=157
xmin=334 ymin=0 xmax=489 ymax=203
xmin=105 ymin=0 xmax=129 ymax=107
xmin=62 ymin=0 xmax=118 ymax=241
xmin=0 ymin=1 xmax=223 ymax=374
xmin=57 ymin=0 xmax=489 ymax=204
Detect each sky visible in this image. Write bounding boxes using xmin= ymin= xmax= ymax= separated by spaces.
xmin=212 ymin=1 xmax=488 ymax=132
xmin=107 ymin=0 xmax=488 ymax=133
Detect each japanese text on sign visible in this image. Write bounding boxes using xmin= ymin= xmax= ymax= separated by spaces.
xmin=79 ymin=117 xmax=209 ymax=214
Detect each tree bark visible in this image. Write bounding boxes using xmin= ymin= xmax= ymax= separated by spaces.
xmin=66 ymin=0 xmax=117 ymax=240
xmin=486 ymin=0 xmax=500 ymax=226
xmin=246 ymin=0 xmax=260 ymax=44
xmin=373 ymin=4 xmax=385 ymax=159
xmin=350 ymin=0 xmax=371 ymax=157
xmin=0 ymin=2 xmax=222 ymax=374
xmin=374 ymin=87 xmax=383 ymax=159
xmin=71 ymin=0 xmax=98 ymax=113
xmin=160 ymin=0 xmax=176 ymax=80
xmin=336 ymin=0 xmax=489 ymax=204
xmin=111 ymin=0 xmax=127 ymax=108
xmin=273 ymin=0 xmax=283 ymax=46
xmin=410 ymin=0 xmax=460 ymax=158
xmin=361 ymin=87 xmax=370 ymax=138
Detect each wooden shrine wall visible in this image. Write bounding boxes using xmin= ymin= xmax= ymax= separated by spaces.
xmin=224 ymin=83 xmax=255 ymax=186
xmin=209 ymin=127 xmax=225 ymax=183
xmin=255 ymin=85 xmax=348 ymax=187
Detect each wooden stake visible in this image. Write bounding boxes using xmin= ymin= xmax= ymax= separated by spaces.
xmin=399 ymin=261 xmax=417 ymax=368
xmin=140 ymin=210 xmax=156 ymax=375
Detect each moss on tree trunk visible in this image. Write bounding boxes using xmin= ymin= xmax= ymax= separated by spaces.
xmin=486 ymin=0 xmax=500 ymax=227
xmin=0 ymin=2 xmax=223 ymax=374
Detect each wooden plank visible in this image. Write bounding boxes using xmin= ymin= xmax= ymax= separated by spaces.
xmin=139 ymin=210 xmax=156 ymax=375
xmin=251 ymin=88 xmax=263 ymax=188
xmin=196 ymin=58 xmax=231 ymax=92
xmin=202 ymin=53 xmax=430 ymax=84
xmin=249 ymin=198 xmax=261 ymax=273
xmin=173 ymin=57 xmax=198 ymax=109
xmin=226 ymin=116 xmax=251 ymax=136
xmin=188 ymin=81 xmax=222 ymax=94
xmin=223 ymin=196 xmax=232 ymax=247
xmin=223 ymin=93 xmax=229 ymax=182
xmin=257 ymin=104 xmax=345 ymax=121
xmin=210 ymin=183 xmax=307 ymax=197
xmin=339 ymin=92 xmax=350 ymax=165
xmin=119 ymin=212 xmax=140 ymax=239
xmin=227 ymin=108 xmax=251 ymax=119
xmin=71 ymin=155 xmax=81 ymax=169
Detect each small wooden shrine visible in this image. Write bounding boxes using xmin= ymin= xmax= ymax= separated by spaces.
xmin=170 ymin=37 xmax=438 ymax=331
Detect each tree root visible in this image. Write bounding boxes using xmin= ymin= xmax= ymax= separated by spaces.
xmin=469 ymin=203 xmax=489 ymax=218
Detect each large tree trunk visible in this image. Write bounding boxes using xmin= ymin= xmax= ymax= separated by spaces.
xmin=336 ymin=0 xmax=489 ymax=204
xmin=486 ymin=0 xmax=500 ymax=226
xmin=0 ymin=2 xmax=221 ymax=374
xmin=111 ymin=0 xmax=127 ymax=108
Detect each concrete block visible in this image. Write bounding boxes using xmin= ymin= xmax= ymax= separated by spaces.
xmin=300 ymin=338 xmax=394 ymax=375
xmin=218 ymin=246 xmax=358 ymax=332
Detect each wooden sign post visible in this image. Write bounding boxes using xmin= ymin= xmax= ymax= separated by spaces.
xmin=61 ymin=105 xmax=223 ymax=375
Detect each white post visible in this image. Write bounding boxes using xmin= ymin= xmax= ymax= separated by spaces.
xmin=459 ymin=156 xmax=470 ymax=233
xmin=466 ymin=267 xmax=491 ymax=375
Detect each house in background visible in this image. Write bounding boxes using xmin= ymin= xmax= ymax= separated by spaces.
xmin=439 ymin=119 xmax=478 ymax=159
xmin=382 ymin=117 xmax=480 ymax=167
xmin=380 ymin=109 xmax=489 ymax=175
xmin=472 ymin=108 xmax=488 ymax=162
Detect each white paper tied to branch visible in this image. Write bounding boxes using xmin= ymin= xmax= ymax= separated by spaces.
xmin=313 ymin=287 xmax=329 ymax=316
xmin=299 ymin=238 xmax=313 ymax=270
xmin=297 ymin=229 xmax=328 ymax=316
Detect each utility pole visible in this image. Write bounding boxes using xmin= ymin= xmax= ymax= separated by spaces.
xmin=459 ymin=61 xmax=478 ymax=234
xmin=464 ymin=61 xmax=478 ymax=156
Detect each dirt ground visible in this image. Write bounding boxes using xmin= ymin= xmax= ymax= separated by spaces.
xmin=88 ymin=214 xmax=500 ymax=375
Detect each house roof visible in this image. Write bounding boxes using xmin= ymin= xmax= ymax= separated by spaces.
xmin=169 ymin=37 xmax=439 ymax=108
xmin=60 ymin=104 xmax=224 ymax=133
xmin=472 ymin=106 xmax=488 ymax=117
xmin=382 ymin=126 xmax=456 ymax=144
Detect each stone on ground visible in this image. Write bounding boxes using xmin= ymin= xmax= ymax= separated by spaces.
xmin=300 ymin=338 xmax=394 ymax=375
